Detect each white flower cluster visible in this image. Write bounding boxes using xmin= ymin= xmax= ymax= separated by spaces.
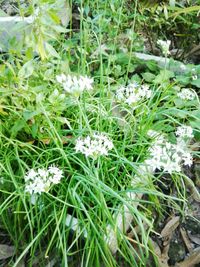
xmin=145 ymin=126 xmax=193 ymax=173
xmin=176 ymin=125 xmax=194 ymax=139
xmin=56 ymin=74 xmax=93 ymax=97
xmin=157 ymin=39 xmax=171 ymax=55
xmin=75 ymin=133 xmax=114 ymax=159
xmin=25 ymin=166 xmax=63 ymax=195
xmin=116 ymin=82 xmax=151 ymax=105
xmin=177 ymin=88 xmax=196 ymax=100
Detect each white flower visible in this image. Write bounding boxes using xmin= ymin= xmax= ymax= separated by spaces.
xmin=182 ymin=152 xmax=193 ymax=166
xmin=176 ymin=125 xmax=194 ymax=139
xmin=79 ymin=76 xmax=93 ymax=91
xmin=24 ymin=166 xmax=63 ymax=195
xmin=56 ymin=74 xmax=93 ymax=97
xmin=56 ymin=73 xmax=66 ymax=83
xmin=75 ymin=133 xmax=114 ymax=159
xmin=116 ymin=82 xmax=151 ymax=105
xmin=157 ymin=39 xmax=171 ymax=55
xmin=177 ymin=88 xmax=196 ymax=100
xmin=145 ymin=127 xmax=193 ymax=173
xmin=192 ymin=75 xmax=197 ymax=80
xmin=48 ymin=166 xmax=63 ymax=184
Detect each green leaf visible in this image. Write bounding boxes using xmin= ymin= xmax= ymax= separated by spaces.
xmin=174 ymin=98 xmax=197 ymax=108
xmin=115 ymin=53 xmax=130 ymax=64
xmin=56 ymin=117 xmax=71 ymax=129
xmin=23 ymin=110 xmax=41 ymax=121
xmin=11 ymin=119 xmax=26 ymax=138
xmin=18 ymin=60 xmax=34 ymax=78
xmin=31 ymin=123 xmax=38 ymax=138
xmin=48 ymin=10 xmax=61 ymax=24
xmin=45 ymin=43 xmax=60 ymax=59
xmin=170 ymin=6 xmax=200 ymax=17
xmin=130 ymin=74 xmax=141 ymax=84
xmin=191 ymin=79 xmax=200 ymax=88
xmin=154 ymin=70 xmax=174 ymax=84
xmin=145 ymin=60 xmax=159 ymax=72
xmin=142 ymin=72 xmax=156 ymax=83
xmin=51 ymin=25 xmax=70 ymax=33
xmin=176 ymin=75 xmax=190 ymax=85
xmin=38 ymin=36 xmax=47 ymax=60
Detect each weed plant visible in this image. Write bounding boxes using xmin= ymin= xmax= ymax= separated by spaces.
xmin=0 ymin=1 xmax=200 ymax=266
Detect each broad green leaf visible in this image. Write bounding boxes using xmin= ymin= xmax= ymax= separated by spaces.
xmin=45 ymin=42 xmax=60 ymax=59
xmin=154 ymin=70 xmax=174 ymax=84
xmin=145 ymin=60 xmax=159 ymax=72
xmin=142 ymin=72 xmax=156 ymax=83
xmin=176 ymin=75 xmax=190 ymax=85
xmin=18 ymin=60 xmax=34 ymax=78
xmin=130 ymin=74 xmax=141 ymax=83
xmin=191 ymin=79 xmax=200 ymax=88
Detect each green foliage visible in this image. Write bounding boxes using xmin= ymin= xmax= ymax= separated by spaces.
xmin=137 ymin=0 xmax=200 ymax=60
xmin=0 ymin=0 xmax=199 ymax=266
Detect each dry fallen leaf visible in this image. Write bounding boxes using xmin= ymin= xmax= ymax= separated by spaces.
xmin=180 ymin=227 xmax=192 ymax=253
xmin=0 ymin=244 xmax=15 ymax=260
xmin=149 ymin=238 xmax=169 ymax=267
xmin=161 ymin=216 xmax=180 ymax=239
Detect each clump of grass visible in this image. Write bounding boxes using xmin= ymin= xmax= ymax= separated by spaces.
xmin=0 ymin=1 xmax=199 ymax=266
